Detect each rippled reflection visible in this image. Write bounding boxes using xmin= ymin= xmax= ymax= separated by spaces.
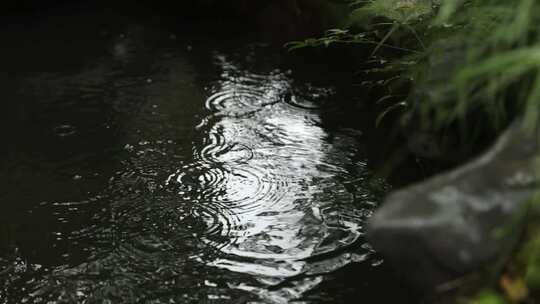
xmin=1 ymin=19 xmax=388 ymax=302
xmin=164 ymin=55 xmax=380 ymax=296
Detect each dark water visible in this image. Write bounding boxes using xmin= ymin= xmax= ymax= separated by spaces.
xmin=0 ymin=4 xmax=416 ymax=303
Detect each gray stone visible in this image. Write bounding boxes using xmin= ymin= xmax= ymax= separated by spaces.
xmin=368 ymin=119 xmax=540 ymax=287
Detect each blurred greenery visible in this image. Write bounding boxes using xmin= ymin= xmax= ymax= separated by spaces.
xmin=290 ymin=0 xmax=540 ymax=130
xmin=288 ymin=0 xmax=540 ymax=302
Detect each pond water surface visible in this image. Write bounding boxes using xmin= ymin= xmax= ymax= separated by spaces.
xmin=0 ymin=4 xmax=416 ymax=303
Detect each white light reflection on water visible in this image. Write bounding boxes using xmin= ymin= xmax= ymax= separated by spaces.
xmin=165 ymin=55 xmax=377 ymax=300
xmin=0 ymin=12 xmax=399 ymax=302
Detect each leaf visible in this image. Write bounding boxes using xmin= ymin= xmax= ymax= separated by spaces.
xmin=371 ymin=22 xmax=400 ymax=56
xmin=434 ymin=0 xmax=465 ymax=25
xmin=285 ymin=41 xmax=307 ymax=51
xmin=326 ymin=28 xmax=349 ymax=35
xmin=472 ymin=289 xmax=508 ymax=304
xmin=375 ymin=101 xmax=408 ymax=127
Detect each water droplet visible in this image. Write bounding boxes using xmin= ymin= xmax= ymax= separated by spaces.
xmin=53 ymin=124 xmax=76 ymax=137
xmin=204 ymin=280 xmax=217 ymax=287
xmin=371 ymin=259 xmax=384 ymax=267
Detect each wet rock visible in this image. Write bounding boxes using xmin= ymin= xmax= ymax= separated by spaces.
xmin=368 ymin=119 xmax=540 ymax=288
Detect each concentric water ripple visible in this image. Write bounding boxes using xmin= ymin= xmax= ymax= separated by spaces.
xmin=204 ymin=57 xmax=290 ymax=116
xmin=283 ymin=84 xmax=337 ymax=110
xmin=0 ymin=24 xmax=396 ymax=303
xmin=157 ymin=54 xmax=386 ymax=300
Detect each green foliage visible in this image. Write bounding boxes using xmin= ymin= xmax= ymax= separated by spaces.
xmin=471 ymin=290 xmax=508 ymax=304
xmin=290 ymin=0 xmax=540 ymax=129
xmin=372 ymin=0 xmax=540 ymax=129
xmin=524 ymin=233 xmax=540 ymax=290
xmin=349 ymin=0 xmax=434 ymax=24
xmin=288 ymin=0 xmax=540 ymax=301
xmin=523 ymin=191 xmax=540 ymax=291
